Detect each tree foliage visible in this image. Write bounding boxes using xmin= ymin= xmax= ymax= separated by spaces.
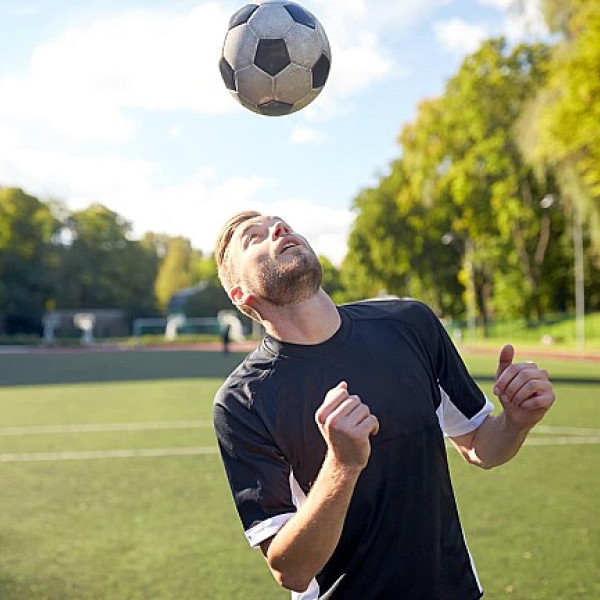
xmin=52 ymin=205 xmax=159 ymax=318
xmin=344 ymin=37 xmax=599 ymax=330
xmin=0 ymin=188 xmax=59 ymax=334
xmin=529 ymin=0 xmax=600 ymax=258
xmin=154 ymin=237 xmax=197 ymax=312
xmin=0 ymin=194 xmax=224 ymax=336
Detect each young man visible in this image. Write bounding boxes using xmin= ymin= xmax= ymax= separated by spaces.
xmin=212 ymin=211 xmax=555 ymax=600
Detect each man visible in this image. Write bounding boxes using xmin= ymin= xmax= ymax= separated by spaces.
xmin=212 ymin=211 xmax=555 ymax=600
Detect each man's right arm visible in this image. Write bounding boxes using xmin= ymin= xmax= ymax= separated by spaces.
xmin=260 ymin=382 xmax=379 ymax=593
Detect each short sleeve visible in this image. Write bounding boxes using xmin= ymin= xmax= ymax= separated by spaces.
xmin=213 ymin=391 xmax=296 ymax=547
xmin=437 ymin=385 xmax=494 ymax=437
xmin=416 ymin=302 xmax=495 ymax=436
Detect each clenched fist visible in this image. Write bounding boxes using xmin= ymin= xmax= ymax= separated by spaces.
xmin=315 ymin=382 xmax=379 ymax=472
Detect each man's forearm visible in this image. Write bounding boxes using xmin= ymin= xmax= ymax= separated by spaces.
xmin=262 ymin=453 xmax=361 ymax=592
xmin=461 ymin=412 xmax=531 ymax=469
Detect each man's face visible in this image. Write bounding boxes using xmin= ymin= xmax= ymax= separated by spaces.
xmin=229 ymin=215 xmax=322 ymax=307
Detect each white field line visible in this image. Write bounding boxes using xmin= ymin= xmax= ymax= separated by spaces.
xmin=0 ymin=446 xmax=218 ymax=462
xmin=532 ymin=425 xmax=600 ymax=437
xmin=2 ymin=437 xmax=599 ymax=463
xmin=0 ymin=420 xmax=212 ymax=436
xmin=2 ymin=422 xmax=598 ymax=438
xmin=525 ymin=436 xmax=600 ymax=446
xmin=1 ymin=424 xmax=599 ymax=463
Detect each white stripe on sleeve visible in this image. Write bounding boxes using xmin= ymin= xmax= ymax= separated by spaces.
xmin=437 ymin=386 xmax=494 ymax=438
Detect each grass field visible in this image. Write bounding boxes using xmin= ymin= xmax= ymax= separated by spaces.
xmin=0 ymin=348 xmax=598 ymax=600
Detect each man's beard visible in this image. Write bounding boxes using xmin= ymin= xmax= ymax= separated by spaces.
xmin=251 ymin=249 xmax=323 ymax=306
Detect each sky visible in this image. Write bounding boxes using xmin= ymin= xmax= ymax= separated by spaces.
xmin=0 ymin=0 xmax=548 ymax=265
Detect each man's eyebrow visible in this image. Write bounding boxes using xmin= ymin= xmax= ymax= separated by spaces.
xmin=239 ymin=220 xmax=258 ymax=236
xmin=238 ymin=221 xmax=261 ymax=243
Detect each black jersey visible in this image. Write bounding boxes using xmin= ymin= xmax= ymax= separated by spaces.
xmin=213 ymin=299 xmax=493 ymax=600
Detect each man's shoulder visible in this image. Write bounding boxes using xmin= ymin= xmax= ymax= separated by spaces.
xmin=213 ymin=343 xmax=275 ymax=411
xmin=341 ymin=296 xmax=436 ymax=324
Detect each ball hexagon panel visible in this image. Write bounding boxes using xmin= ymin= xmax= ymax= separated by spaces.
xmin=284 ymin=3 xmax=316 ymax=29
xmin=254 ymin=38 xmax=290 ymax=76
xmin=223 ymin=24 xmax=258 ymax=71
xmin=228 ymin=4 xmax=259 ymax=29
xmin=236 ymin=64 xmax=275 ymax=105
xmin=284 ymin=23 xmax=323 ymax=69
xmin=274 ymin=63 xmax=312 ymax=104
xmin=248 ymin=4 xmax=294 ymax=39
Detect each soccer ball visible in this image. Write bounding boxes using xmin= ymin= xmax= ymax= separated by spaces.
xmin=219 ymin=1 xmax=331 ymax=117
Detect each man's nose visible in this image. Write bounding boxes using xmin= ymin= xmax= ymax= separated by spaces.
xmin=271 ymin=221 xmax=290 ymax=239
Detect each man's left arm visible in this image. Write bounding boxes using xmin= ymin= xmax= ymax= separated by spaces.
xmin=450 ymin=344 xmax=555 ymax=469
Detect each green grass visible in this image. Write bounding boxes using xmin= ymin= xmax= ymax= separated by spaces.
xmin=0 ymin=350 xmax=598 ymax=600
xmin=453 ymin=368 xmax=600 ymax=599
xmin=456 ymin=311 xmax=600 ymax=350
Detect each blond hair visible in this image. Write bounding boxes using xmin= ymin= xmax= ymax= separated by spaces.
xmin=214 ymin=210 xmax=262 ymax=322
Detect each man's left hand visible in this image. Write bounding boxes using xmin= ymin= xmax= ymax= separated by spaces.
xmin=493 ymin=344 xmax=555 ymax=431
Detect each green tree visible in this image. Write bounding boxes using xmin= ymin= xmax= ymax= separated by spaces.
xmin=319 ymin=255 xmax=344 ymax=303
xmin=520 ymin=0 xmax=600 ymax=261
xmin=194 ymin=253 xmax=219 ymax=284
xmin=0 ymin=187 xmax=60 ymax=334
xmin=442 ymin=41 xmax=557 ymax=322
xmin=55 ymin=204 xmax=158 ymax=318
xmin=342 ymin=162 xmax=413 ymax=302
xmin=154 ymin=236 xmax=198 ymax=312
xmin=343 ymin=40 xmax=569 ymax=328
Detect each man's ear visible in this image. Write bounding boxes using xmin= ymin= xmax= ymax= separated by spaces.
xmin=229 ymin=285 xmax=252 ymax=308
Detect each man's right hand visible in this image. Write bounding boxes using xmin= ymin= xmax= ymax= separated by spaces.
xmin=315 ymin=381 xmax=379 ymax=472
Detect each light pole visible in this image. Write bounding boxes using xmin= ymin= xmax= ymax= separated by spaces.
xmin=540 ymin=194 xmax=585 ymax=350
xmin=572 ymin=199 xmax=586 ymax=350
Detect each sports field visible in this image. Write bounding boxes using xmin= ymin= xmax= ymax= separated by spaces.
xmin=0 ymin=348 xmax=598 ymax=600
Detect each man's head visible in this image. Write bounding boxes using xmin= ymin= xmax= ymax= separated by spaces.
xmin=215 ymin=211 xmax=322 ymax=322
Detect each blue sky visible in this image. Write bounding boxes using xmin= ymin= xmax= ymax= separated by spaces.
xmin=0 ymin=0 xmax=546 ymax=264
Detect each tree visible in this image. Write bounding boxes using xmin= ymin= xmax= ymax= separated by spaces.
xmin=343 ymin=39 xmax=569 ymax=329
xmin=55 ymin=204 xmax=159 ymax=319
xmin=342 ymin=162 xmax=413 ymax=302
xmin=0 ymin=188 xmax=60 ymax=334
xmin=154 ymin=236 xmax=198 ymax=312
xmin=319 ymin=255 xmax=344 ymax=303
xmin=434 ymin=40 xmax=557 ymax=324
xmin=522 ymin=0 xmax=600 ymax=260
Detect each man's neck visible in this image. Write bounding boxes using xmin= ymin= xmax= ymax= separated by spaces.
xmin=259 ymin=289 xmax=341 ymax=345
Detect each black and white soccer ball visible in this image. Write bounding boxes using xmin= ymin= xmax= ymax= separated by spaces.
xmin=219 ymin=1 xmax=331 ymax=117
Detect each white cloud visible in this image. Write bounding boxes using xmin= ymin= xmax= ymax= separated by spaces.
xmin=478 ymin=0 xmax=548 ymax=41
xmin=433 ymin=18 xmax=489 ymax=55
xmin=0 ymin=123 xmax=21 ymax=149
xmin=0 ymin=3 xmax=233 ymax=141
xmin=311 ymin=0 xmax=452 ymax=40
xmin=433 ymin=1 xmax=547 ymax=60
xmin=0 ymin=141 xmax=351 ymax=263
xmin=298 ymin=0 xmax=454 ymax=121
xmin=478 ymin=0 xmax=513 ymax=8
xmin=502 ymin=0 xmax=548 ymax=41
xmin=302 ymin=30 xmax=395 ymax=123
xmin=0 ymin=0 xmax=453 ymax=138
xmin=289 ymin=126 xmax=325 ymax=145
